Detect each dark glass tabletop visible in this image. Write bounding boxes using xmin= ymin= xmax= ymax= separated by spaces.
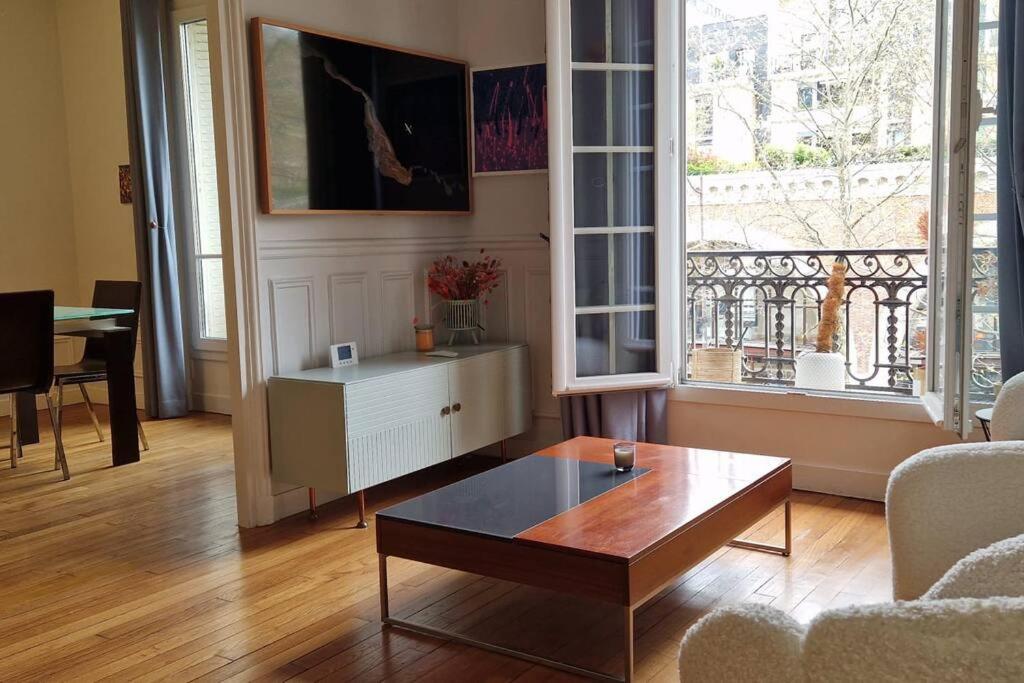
xmin=377 ymin=455 xmax=650 ymax=539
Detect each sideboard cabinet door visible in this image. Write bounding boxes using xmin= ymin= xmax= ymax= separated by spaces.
xmin=344 ymin=365 xmax=451 ymax=491
xmin=502 ymin=346 xmax=532 ymax=439
xmin=449 ymin=353 xmax=504 ymax=456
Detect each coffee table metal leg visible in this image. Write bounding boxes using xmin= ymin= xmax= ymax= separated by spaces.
xmin=727 ymin=499 xmax=792 ymax=556
xmin=379 ymin=561 xmax=626 ymax=682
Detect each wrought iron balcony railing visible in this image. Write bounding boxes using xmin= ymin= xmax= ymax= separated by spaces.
xmin=686 ymin=247 xmax=1000 ymax=396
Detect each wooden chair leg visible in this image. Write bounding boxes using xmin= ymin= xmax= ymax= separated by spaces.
xmin=79 ymin=384 xmax=104 ymax=442
xmin=45 ymin=394 xmax=70 ymax=481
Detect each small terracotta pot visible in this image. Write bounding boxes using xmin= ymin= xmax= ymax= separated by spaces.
xmin=415 ymin=327 xmax=435 ymax=352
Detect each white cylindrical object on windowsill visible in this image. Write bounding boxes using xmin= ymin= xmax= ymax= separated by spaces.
xmin=794 ymin=352 xmax=846 ymax=391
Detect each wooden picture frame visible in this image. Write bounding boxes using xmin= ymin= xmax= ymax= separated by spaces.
xmin=250 ymin=17 xmax=473 ymax=215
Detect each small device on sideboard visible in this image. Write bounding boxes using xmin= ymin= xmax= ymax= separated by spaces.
xmin=329 ymin=341 xmax=359 ymax=368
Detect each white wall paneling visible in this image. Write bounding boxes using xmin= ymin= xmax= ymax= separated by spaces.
xmin=328 ymin=272 xmax=370 ymax=353
xmin=380 ymin=271 xmax=416 ymax=355
xmin=268 ymin=277 xmax=316 ymax=375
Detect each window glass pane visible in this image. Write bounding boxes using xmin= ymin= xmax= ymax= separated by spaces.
xmin=611 ymin=71 xmax=654 ymax=145
xmin=684 ymin=0 xmax=938 ymax=396
xmin=612 ymin=152 xmax=654 ymax=226
xmin=572 ymin=71 xmax=607 ymax=145
xmin=575 ymin=235 xmax=610 ymax=306
xmin=615 ymin=310 xmax=656 ymax=373
xmin=199 ymin=258 xmax=227 ymax=340
xmin=971 ymin=0 xmax=1000 ymax=401
xmin=611 ymin=0 xmax=654 ymax=64
xmin=573 ymin=153 xmax=609 ymax=227
xmin=183 ymin=20 xmax=221 ymax=256
xmin=181 ymin=19 xmax=227 ymax=342
xmin=576 ymin=314 xmax=610 ymax=376
xmin=571 ymin=0 xmax=606 ymax=62
xmin=613 ymin=232 xmax=655 ymax=304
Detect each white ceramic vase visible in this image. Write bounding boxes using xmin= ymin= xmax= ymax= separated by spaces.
xmin=794 ymin=351 xmax=846 ymax=391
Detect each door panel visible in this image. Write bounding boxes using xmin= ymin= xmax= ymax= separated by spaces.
xmin=449 ymin=354 xmax=503 ymax=456
xmin=503 ymin=346 xmax=533 ymax=439
xmin=344 ymin=365 xmax=451 ymax=491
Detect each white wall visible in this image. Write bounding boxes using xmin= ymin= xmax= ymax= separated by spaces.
xmin=233 ymin=0 xmax=557 ymax=520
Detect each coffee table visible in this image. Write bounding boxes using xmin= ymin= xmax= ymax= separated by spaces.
xmin=376 ymin=436 xmax=792 ymax=681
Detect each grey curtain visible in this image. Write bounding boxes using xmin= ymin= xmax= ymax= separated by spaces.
xmin=121 ymin=0 xmax=188 ymax=417
xmin=998 ymin=0 xmax=1024 ymax=380
xmin=560 ymin=390 xmax=668 ymax=444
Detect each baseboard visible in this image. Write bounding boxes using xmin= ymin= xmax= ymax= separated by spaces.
xmin=273 ymin=484 xmax=345 ymax=521
xmin=792 ymin=463 xmax=888 ymax=501
xmin=191 ymin=393 xmax=232 ymax=416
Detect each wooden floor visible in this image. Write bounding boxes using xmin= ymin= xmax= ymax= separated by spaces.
xmin=0 ymin=407 xmax=891 ymax=682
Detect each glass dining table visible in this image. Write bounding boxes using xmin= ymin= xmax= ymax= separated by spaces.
xmin=15 ymin=306 xmax=141 ymax=467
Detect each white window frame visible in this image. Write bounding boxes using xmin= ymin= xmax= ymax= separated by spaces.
xmin=547 ymin=0 xmax=680 ymax=396
xmin=923 ymin=0 xmax=983 ymax=437
xmin=171 ymin=8 xmax=228 ymax=356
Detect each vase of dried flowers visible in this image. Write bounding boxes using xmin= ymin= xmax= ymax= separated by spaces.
xmin=795 ymin=260 xmax=847 ymax=391
xmin=427 ymin=250 xmax=502 ymax=345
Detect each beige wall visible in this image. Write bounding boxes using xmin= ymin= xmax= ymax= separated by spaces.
xmin=56 ymin=0 xmax=137 ymax=302
xmin=0 ymin=0 xmax=80 ymax=303
xmin=667 ymin=396 xmax=968 ymax=501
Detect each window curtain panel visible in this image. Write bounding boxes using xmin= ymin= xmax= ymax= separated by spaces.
xmin=121 ymin=0 xmax=188 ymax=418
xmin=560 ymin=390 xmax=668 ymax=444
xmin=998 ymin=0 xmax=1024 ymax=381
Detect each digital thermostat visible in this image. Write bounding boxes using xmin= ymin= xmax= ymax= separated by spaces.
xmin=329 ymin=341 xmax=359 ymax=368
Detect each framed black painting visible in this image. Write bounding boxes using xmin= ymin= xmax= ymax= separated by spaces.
xmin=251 ymin=18 xmax=472 ymax=214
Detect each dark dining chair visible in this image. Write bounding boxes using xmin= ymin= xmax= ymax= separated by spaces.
xmin=0 ymin=290 xmax=69 ymax=479
xmin=53 ymin=280 xmax=148 ymax=451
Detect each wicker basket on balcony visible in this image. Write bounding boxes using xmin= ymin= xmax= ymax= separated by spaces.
xmin=691 ymin=347 xmax=743 ymax=383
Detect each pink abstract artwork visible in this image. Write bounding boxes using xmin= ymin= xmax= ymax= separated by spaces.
xmin=472 ymin=64 xmax=547 ymax=174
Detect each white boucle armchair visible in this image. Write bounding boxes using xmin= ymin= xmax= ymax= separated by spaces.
xmin=677 ymin=441 xmax=1024 ymax=682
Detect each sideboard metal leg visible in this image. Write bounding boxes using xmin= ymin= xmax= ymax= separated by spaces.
xmin=356 ymin=490 xmax=368 ymax=529
xmin=308 ymin=487 xmax=318 ymax=521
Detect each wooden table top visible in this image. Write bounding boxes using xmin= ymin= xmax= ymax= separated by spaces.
xmin=516 ymin=437 xmax=790 ymax=563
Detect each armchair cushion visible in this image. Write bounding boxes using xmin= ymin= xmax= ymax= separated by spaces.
xmin=925 ymin=533 xmax=1024 ymax=600
xmin=991 ymin=372 xmax=1024 ymax=440
xmin=886 ymin=441 xmax=1024 ymax=600
xmin=677 ymin=603 xmax=803 ymax=683
xmin=803 ymin=598 xmax=1024 ymax=682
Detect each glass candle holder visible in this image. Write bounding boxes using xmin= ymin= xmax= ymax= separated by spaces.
xmin=613 ymin=442 xmax=636 ymax=473
xmin=414 ymin=326 xmax=435 ymax=352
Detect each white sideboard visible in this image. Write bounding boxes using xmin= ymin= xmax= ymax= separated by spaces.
xmin=268 ymin=343 xmax=531 ymax=520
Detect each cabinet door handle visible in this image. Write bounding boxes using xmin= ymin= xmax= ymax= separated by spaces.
xmin=440 ymin=406 xmax=451 ymax=417
xmin=452 ymin=403 xmax=462 ymax=413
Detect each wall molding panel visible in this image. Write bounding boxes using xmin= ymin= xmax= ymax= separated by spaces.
xmin=268 ymin=277 xmax=316 ymax=375
xmin=327 ymin=272 xmax=371 ymax=353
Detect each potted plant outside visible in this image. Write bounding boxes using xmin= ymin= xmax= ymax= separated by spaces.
xmin=795 ymin=260 xmax=847 ymax=391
